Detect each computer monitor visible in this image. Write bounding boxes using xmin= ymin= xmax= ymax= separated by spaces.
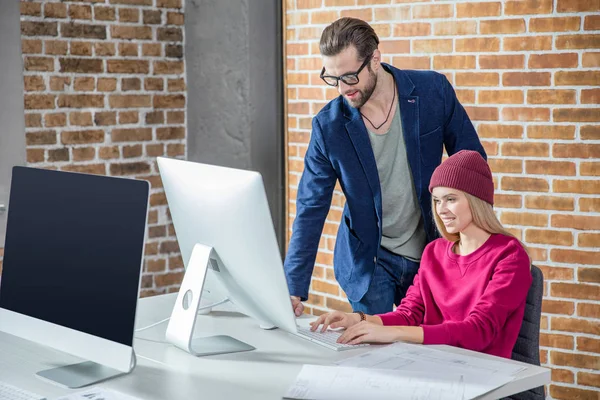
xmin=157 ymin=157 xmax=299 ymax=337
xmin=0 ymin=166 xmax=149 ymax=388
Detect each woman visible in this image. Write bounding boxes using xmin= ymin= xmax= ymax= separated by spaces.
xmin=310 ymin=150 xmax=532 ymax=358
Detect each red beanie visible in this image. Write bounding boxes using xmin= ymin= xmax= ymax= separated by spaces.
xmin=428 ymin=150 xmax=494 ymax=205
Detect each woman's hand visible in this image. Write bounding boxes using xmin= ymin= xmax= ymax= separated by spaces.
xmin=309 ymin=311 xmax=361 ymax=332
xmin=338 ymin=323 xmax=424 ymax=345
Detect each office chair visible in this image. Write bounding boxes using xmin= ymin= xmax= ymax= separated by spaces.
xmin=505 ymin=265 xmax=545 ymax=400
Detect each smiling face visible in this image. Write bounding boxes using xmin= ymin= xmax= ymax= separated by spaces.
xmin=321 ymin=46 xmax=377 ymax=108
xmin=431 ymin=187 xmax=473 ymax=234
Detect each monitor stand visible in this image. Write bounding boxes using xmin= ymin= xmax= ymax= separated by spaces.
xmin=36 ymin=356 xmax=133 ymax=389
xmin=165 ymin=244 xmax=255 ymax=356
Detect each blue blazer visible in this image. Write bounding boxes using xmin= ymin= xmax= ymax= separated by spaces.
xmin=284 ymin=64 xmax=486 ymax=302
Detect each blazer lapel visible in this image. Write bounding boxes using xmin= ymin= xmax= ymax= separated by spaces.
xmin=344 ymin=105 xmax=382 ymax=219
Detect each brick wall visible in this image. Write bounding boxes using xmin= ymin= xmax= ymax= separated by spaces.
xmin=285 ymin=0 xmax=599 ymax=398
xmin=0 ymin=0 xmax=187 ymax=298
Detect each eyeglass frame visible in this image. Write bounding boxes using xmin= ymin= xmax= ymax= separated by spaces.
xmin=319 ymin=54 xmax=373 ymax=87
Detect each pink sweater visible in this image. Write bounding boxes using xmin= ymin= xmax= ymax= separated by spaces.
xmin=378 ymin=234 xmax=532 ymax=358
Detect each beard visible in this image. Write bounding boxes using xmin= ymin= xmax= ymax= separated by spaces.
xmin=344 ymin=70 xmax=377 ymax=109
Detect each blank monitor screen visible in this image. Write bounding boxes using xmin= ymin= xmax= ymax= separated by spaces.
xmin=0 ymin=167 xmax=148 ymax=346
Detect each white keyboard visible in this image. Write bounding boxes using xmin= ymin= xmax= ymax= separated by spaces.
xmin=296 ymin=326 xmax=369 ymax=351
xmin=0 ymin=380 xmax=45 ymax=400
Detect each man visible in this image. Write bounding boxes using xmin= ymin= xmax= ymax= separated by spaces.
xmin=284 ymin=18 xmax=485 ymax=315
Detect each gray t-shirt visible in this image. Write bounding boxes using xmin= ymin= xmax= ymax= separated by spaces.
xmin=367 ymin=102 xmax=427 ymax=261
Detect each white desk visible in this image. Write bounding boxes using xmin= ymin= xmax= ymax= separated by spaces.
xmin=0 ymin=293 xmax=550 ymax=399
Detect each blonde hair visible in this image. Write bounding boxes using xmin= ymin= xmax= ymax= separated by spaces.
xmin=432 ymin=192 xmax=531 ymax=262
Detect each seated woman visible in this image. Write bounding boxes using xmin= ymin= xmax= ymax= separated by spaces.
xmin=310 ymin=150 xmax=532 ymax=358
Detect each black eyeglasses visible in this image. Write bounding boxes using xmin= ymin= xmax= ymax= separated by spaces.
xmin=320 ymin=55 xmax=372 ymax=87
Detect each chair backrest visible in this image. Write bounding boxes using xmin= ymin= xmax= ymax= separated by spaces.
xmin=506 ymin=265 xmax=545 ymax=400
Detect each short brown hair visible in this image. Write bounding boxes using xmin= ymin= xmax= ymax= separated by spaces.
xmin=319 ymin=18 xmax=379 ymax=61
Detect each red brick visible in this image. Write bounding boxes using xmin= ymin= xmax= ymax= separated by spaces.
xmin=541 ymin=299 xmax=575 ymax=315
xmin=94 ymin=112 xmax=117 ymax=126
xmin=553 ymin=214 xmax=600 ymax=230
xmin=537 ymin=265 xmax=574 ymax=281
xmin=392 ymin=23 xmax=430 ymax=37
xmin=118 ymin=111 xmax=138 ymax=124
xmin=500 ymin=212 xmax=547 ymax=227
xmin=503 ymin=36 xmax=552 ymax=51
xmin=48 ymin=145 xmax=75 ymax=160
xmin=24 ymin=94 xmax=56 ymax=110
xmin=554 ymin=144 xmax=600 ymax=159
xmin=107 ymin=60 xmax=149 ymax=74
xmin=433 ymin=21 xmax=477 ymax=36
xmin=551 ymin=369 xmax=575 ymax=384
xmin=154 ymin=61 xmax=184 ymax=75
xmin=480 ymin=55 xmax=524 ymax=69
xmin=99 ymin=146 xmax=119 ymax=160
xmin=412 ymin=39 xmax=452 ymax=54
xmin=526 ymin=160 xmax=575 ymax=176
xmin=69 ymin=112 xmax=93 ymax=126
xmin=578 ymin=372 xmax=600 ymax=389
xmin=61 ymin=130 xmax=104 ymax=144
xmin=157 ymin=27 xmax=183 ymax=42
xmin=340 ymin=8 xmax=372 ymax=21
xmin=527 ymin=89 xmax=576 ymax=104
xmin=456 ymin=38 xmax=499 ymax=52
xmin=502 ymin=142 xmax=549 ymax=157
xmin=24 ymin=113 xmax=42 ymax=128
xmin=44 ymin=113 xmax=66 ymax=127
xmin=555 ymin=179 xmax=600 ymax=194
xmin=527 ymin=125 xmax=575 ymax=140
xmin=73 ymin=147 xmax=96 ymax=161
xmin=94 ymin=6 xmax=116 ymax=21
xmin=21 ymin=39 xmax=42 ymax=54
xmin=526 ymin=229 xmax=573 ymax=246
xmin=143 ymin=43 xmax=162 ymax=57
xmin=494 ymin=194 xmax=522 ymax=208
xmin=556 ymin=34 xmax=600 ymax=50
xmin=488 ymin=158 xmax=522 ymax=173
xmin=21 ymin=1 xmax=42 ymax=16
xmin=156 ymin=127 xmax=185 ymax=140
xmin=111 ymin=128 xmax=152 ymax=142
xmin=166 ymin=11 xmax=184 ymax=25
xmin=71 ymin=42 xmax=93 ymax=56
xmin=530 ymin=17 xmax=581 ymax=32
xmin=540 ymin=333 xmax=573 ymax=350
xmin=584 ymin=15 xmax=600 ymax=30
xmin=60 ymin=58 xmax=103 ymax=73
xmin=502 ymin=107 xmax=550 ymax=122
xmin=457 ymin=2 xmax=501 ymax=17
xmin=45 ymin=40 xmax=68 ymax=56
xmin=26 ymin=149 xmax=45 ymax=163
xmin=433 ymin=56 xmax=475 ymax=70
xmin=578 ymin=233 xmax=600 ymax=248
xmin=154 ymin=95 xmax=185 ymax=109
xmin=552 ymin=317 xmax=600 ymax=336
xmin=58 ymin=94 xmax=104 ymax=108
xmin=111 ymin=25 xmax=152 ymax=40
xmin=578 ymin=303 xmax=600 ymax=319
xmin=551 ymin=250 xmax=600 ymax=266
xmin=21 ymin=21 xmax=58 ymax=37
xmin=156 ymin=0 xmax=182 ymax=8
xmin=503 ymin=72 xmax=551 ymax=86
xmin=502 ymin=177 xmax=548 ymax=192
xmin=24 ymin=57 xmax=54 ymax=72
xmin=24 ymin=76 xmax=46 ymax=92
xmin=109 ymin=95 xmax=151 ymax=109
xmin=464 ymin=106 xmax=498 ymax=121
xmin=581 ymin=162 xmax=600 ymax=176
xmin=413 ymin=4 xmax=453 ymax=19
xmin=62 ymin=164 xmax=106 ymax=175
xmin=577 ymin=336 xmax=600 ymax=352
xmin=557 ymin=0 xmax=600 ymax=12
xmin=578 ymin=267 xmax=600 ymax=284
xmin=110 ymin=162 xmax=151 ymax=176
xmin=582 ymin=89 xmax=600 ymax=104
xmin=69 ymin=4 xmax=92 ymax=20
xmin=529 ymin=53 xmax=578 ymax=69
xmin=556 ymin=71 xmax=600 ymax=86
xmin=505 ymin=0 xmax=552 ymax=15
xmin=549 ymin=385 xmax=599 ymax=400
xmin=581 ymin=125 xmax=600 ymax=140
xmin=60 ymin=23 xmax=106 ymax=39
xmin=119 ymin=7 xmax=139 ymax=22
xmin=455 ymin=73 xmax=499 ymax=87
xmin=44 ymin=3 xmax=67 ymax=18
xmin=480 ymin=18 xmax=525 ymax=34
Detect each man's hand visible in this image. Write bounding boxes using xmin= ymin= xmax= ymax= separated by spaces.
xmin=309 ymin=311 xmax=361 ymax=332
xmin=291 ymin=296 xmax=305 ymax=317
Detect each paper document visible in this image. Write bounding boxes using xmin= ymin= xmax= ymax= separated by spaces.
xmin=284 ymin=364 xmax=465 ymax=400
xmin=335 ymin=342 xmax=523 ymax=399
xmin=54 ymin=387 xmax=143 ymax=400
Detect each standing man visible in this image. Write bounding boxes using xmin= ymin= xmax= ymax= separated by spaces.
xmin=285 ymin=18 xmax=485 ymax=315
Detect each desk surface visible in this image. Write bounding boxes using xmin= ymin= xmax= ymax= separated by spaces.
xmin=0 ymin=293 xmax=550 ymax=400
